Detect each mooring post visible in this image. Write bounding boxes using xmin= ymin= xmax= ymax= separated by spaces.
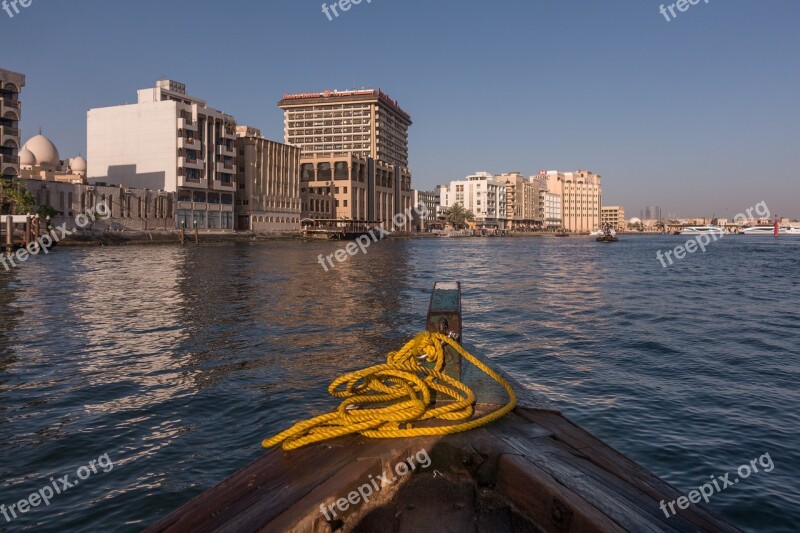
xmin=24 ymin=216 xmax=31 ymax=247
xmin=180 ymin=222 xmax=186 ymax=245
xmin=4 ymin=215 xmax=10 ymax=253
xmin=194 ymin=222 xmax=199 ymax=246
xmin=426 ymin=281 xmax=463 ymax=382
xmin=34 ymin=216 xmax=40 ymax=242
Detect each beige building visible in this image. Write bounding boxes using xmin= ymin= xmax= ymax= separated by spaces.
xmin=278 ymin=89 xmax=412 ymax=228
xmin=543 ymin=170 xmax=602 ymax=232
xmin=495 ymin=173 xmax=541 ymax=229
xmin=601 ymin=205 xmax=626 ymax=231
xmin=234 ymin=126 xmax=300 ymax=232
xmin=88 ymin=80 xmax=236 ymax=230
xmin=1 ymin=68 xmax=25 ymax=179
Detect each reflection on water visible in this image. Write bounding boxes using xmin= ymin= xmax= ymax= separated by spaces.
xmin=0 ymin=236 xmax=798 ymax=531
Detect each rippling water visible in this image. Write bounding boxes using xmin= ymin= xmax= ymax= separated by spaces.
xmin=1 ymin=236 xmax=798 ymax=531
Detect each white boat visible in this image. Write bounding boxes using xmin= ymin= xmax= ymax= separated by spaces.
xmin=589 ymin=229 xmax=603 ymax=237
xmin=742 ymin=225 xmax=800 ymax=235
xmin=678 ymin=225 xmax=726 ymax=236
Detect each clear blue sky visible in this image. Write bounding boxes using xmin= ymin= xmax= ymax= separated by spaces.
xmin=4 ymin=0 xmax=799 ymax=218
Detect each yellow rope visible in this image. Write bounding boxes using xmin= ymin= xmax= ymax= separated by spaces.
xmin=262 ymin=331 xmax=516 ymax=451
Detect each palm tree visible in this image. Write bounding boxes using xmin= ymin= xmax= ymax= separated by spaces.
xmin=444 ymin=203 xmax=475 ymax=229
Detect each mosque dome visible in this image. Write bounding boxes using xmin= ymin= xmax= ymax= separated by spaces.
xmin=18 ymin=147 xmax=36 ymax=167
xmin=23 ymin=134 xmax=61 ymax=169
xmin=70 ymin=155 xmax=87 ymax=173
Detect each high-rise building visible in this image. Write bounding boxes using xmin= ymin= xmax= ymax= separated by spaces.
xmin=278 ymin=89 xmax=412 ymax=228
xmin=88 ymin=80 xmax=237 ymax=230
xmin=542 ymin=192 xmax=562 ymax=229
xmin=234 ymin=126 xmax=301 ymax=232
xmin=644 ymin=205 xmax=662 ymax=221
xmin=601 ymin=205 xmax=626 ymax=230
xmin=0 ymin=68 xmax=25 ymax=179
xmin=543 ymin=170 xmax=602 ymax=232
xmin=439 ymin=172 xmax=507 ymax=228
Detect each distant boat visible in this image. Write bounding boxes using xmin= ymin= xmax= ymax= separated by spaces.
xmin=742 ymin=225 xmax=800 ymax=235
xmin=678 ymin=225 xmax=725 ymax=236
xmin=589 ymin=229 xmax=603 ymax=237
xmin=596 ymin=226 xmax=619 ymax=243
xmin=554 ymin=228 xmax=569 ymax=237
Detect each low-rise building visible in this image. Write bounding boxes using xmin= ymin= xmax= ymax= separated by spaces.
xmin=234 ymin=126 xmax=300 ymax=232
xmin=543 ymin=170 xmax=602 ymax=232
xmin=412 ymin=189 xmax=439 ymax=231
xmin=601 ymin=205 xmax=626 ymax=230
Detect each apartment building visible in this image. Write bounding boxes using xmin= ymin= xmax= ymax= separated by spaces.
xmin=278 ymin=89 xmax=412 ymax=228
xmin=234 ymin=126 xmax=301 ymax=232
xmin=495 ymin=172 xmax=541 ymax=229
xmin=412 ymin=189 xmax=439 ymax=231
xmin=0 ymin=68 xmax=25 ymax=179
xmin=88 ymin=80 xmax=237 ymax=230
xmin=439 ymin=172 xmax=507 ymax=227
xmin=542 ymin=191 xmax=563 ymax=229
xmin=543 ymin=170 xmax=602 ymax=232
xmin=601 ymin=205 xmax=626 ymax=231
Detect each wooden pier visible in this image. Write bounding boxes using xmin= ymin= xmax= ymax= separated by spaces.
xmin=148 ymin=282 xmax=739 ymax=533
xmin=1 ymin=214 xmax=43 ymax=253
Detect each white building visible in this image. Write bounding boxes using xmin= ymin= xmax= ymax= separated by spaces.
xmin=412 ymin=189 xmax=439 ymax=231
xmin=439 ymin=172 xmax=507 ymax=227
xmin=87 ymin=80 xmax=237 ymax=230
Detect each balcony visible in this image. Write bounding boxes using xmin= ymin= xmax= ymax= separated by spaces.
xmin=178 ymin=156 xmax=205 ymax=170
xmin=1 ymin=124 xmax=20 ymax=144
xmin=217 ymin=144 xmax=235 ymax=157
xmin=215 ymin=179 xmax=236 ymax=190
xmin=216 ymin=162 xmax=235 ymax=174
xmin=178 ymin=117 xmax=197 ymax=131
xmin=178 ymin=136 xmax=199 ymax=149
xmin=221 ymin=127 xmax=235 ymax=140
xmin=0 ymin=98 xmax=20 ymax=120
xmin=0 ymin=154 xmax=20 ymax=165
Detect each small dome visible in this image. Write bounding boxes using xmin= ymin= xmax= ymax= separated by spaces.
xmin=629 ymin=217 xmax=642 ymax=225
xmin=19 ymin=147 xmax=36 ymax=167
xmin=23 ymin=134 xmax=60 ymax=169
xmin=70 ymin=155 xmax=87 ymax=173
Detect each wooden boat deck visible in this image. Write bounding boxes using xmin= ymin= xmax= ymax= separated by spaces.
xmin=147 ymin=282 xmax=738 ymax=532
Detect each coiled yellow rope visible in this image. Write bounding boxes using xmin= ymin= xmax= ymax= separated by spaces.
xmin=262 ymin=331 xmax=516 ymax=451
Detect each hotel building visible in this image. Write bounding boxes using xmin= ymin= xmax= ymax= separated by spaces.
xmin=0 ymin=68 xmax=25 ymax=179
xmin=542 ymin=191 xmax=563 ymax=229
xmin=234 ymin=126 xmax=301 ymax=232
xmin=601 ymin=205 xmax=626 ymax=231
xmin=543 ymin=170 xmax=602 ymax=232
xmin=439 ymin=172 xmax=507 ymax=228
xmin=278 ymin=89 xmax=412 ymax=228
xmin=87 ymin=80 xmax=237 ymax=230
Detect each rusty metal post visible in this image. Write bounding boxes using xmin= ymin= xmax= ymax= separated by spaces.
xmin=426 ymin=281 xmax=463 ymax=382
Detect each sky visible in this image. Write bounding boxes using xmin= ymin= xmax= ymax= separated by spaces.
xmin=3 ymin=0 xmax=799 ymax=219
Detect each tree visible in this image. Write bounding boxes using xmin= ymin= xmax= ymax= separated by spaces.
xmin=0 ymin=176 xmax=35 ymax=215
xmin=444 ymin=203 xmax=476 ymax=229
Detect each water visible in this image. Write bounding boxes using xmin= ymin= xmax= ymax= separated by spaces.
xmin=1 ymin=236 xmax=798 ymax=532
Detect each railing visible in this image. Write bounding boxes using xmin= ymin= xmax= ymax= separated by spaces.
xmin=1 ymin=97 xmax=20 ymax=109
xmin=1 ymin=125 xmax=19 ymax=137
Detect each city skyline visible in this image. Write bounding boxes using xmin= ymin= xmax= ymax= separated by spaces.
xmin=3 ymin=0 xmax=799 ymax=217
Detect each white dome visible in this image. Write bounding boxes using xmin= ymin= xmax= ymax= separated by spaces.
xmin=70 ymin=155 xmax=87 ymax=173
xmin=18 ymin=147 xmax=36 ymax=167
xmin=23 ymin=134 xmax=60 ymax=169
xmin=629 ymin=217 xmax=642 ymax=225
